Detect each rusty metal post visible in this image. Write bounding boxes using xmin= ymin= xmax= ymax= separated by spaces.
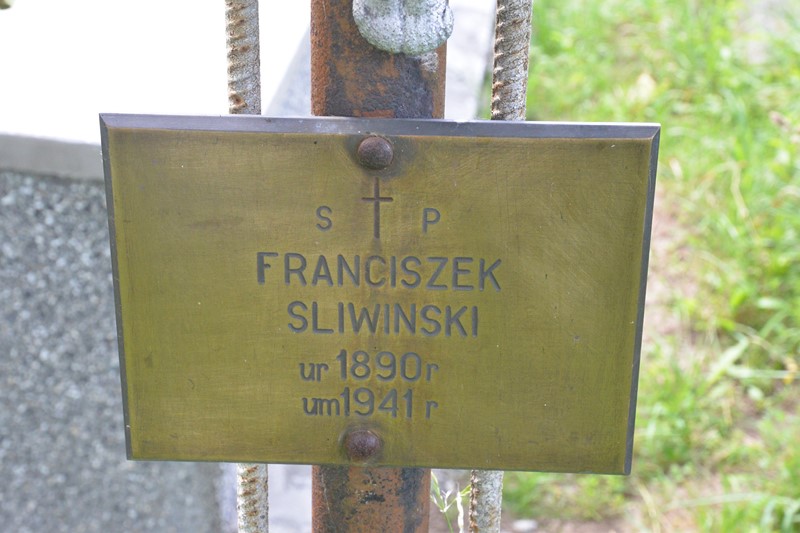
xmin=313 ymin=466 xmax=431 ymax=532
xmin=310 ymin=0 xmax=446 ymax=531
xmin=310 ymin=0 xmax=446 ymax=119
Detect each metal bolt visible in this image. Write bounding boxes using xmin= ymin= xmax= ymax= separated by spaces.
xmin=344 ymin=428 xmax=383 ymax=461
xmin=357 ymin=136 xmax=394 ymax=170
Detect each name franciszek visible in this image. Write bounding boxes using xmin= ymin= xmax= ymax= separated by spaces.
xmin=256 ymin=252 xmax=502 ymax=337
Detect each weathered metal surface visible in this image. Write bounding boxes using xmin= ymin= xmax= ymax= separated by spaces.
xmin=312 ymin=3 xmax=440 ymax=528
xmin=312 ymin=466 xmax=431 ymax=532
xmin=310 ymin=0 xmax=446 ymax=118
xmin=357 ymin=135 xmax=395 ymax=170
xmin=343 ymin=428 xmax=384 ymax=462
xmin=101 ymin=114 xmax=659 ymax=474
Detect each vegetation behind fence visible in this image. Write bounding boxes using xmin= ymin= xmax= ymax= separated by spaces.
xmin=502 ymin=0 xmax=800 ymax=530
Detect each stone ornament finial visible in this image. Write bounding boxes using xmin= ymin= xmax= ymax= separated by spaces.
xmin=353 ymin=0 xmax=454 ymax=56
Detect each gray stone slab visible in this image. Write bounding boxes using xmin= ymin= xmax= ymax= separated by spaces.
xmin=0 ymin=171 xmax=220 ymax=532
xmin=0 ymin=134 xmax=103 ymax=181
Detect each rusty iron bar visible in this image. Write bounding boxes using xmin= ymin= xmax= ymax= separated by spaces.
xmin=313 ymin=466 xmax=432 ymax=532
xmin=310 ymin=0 xmax=446 ymax=531
xmin=311 ymin=0 xmax=446 ymax=119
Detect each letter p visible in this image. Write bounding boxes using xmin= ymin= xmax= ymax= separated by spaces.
xmin=422 ymin=207 xmax=441 ymax=234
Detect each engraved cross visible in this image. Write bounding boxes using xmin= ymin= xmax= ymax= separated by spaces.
xmin=362 ymin=177 xmax=393 ymax=239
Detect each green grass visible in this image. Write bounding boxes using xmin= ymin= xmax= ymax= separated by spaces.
xmin=430 ymin=472 xmax=470 ymax=533
xmin=502 ymin=0 xmax=800 ymax=530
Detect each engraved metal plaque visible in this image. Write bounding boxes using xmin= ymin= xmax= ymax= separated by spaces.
xmin=101 ymin=114 xmax=659 ymax=473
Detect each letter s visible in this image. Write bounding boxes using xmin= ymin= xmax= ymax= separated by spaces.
xmin=316 ymin=206 xmax=333 ymax=231
xmin=288 ymin=301 xmax=309 ymax=333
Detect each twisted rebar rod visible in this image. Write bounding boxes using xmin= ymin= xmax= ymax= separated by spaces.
xmin=227 ymin=1 xmax=266 ymax=531
xmin=236 ymin=463 xmax=269 ymax=532
xmin=226 ymin=0 xmax=262 ymax=114
xmin=471 ymin=2 xmax=533 ymax=531
xmin=469 ymin=469 xmax=504 ymax=532
xmin=490 ymin=0 xmax=532 ymax=121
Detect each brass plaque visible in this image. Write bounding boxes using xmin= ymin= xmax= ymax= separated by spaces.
xmin=101 ymin=114 xmax=659 ymax=473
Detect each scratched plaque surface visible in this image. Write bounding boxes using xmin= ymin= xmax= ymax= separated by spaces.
xmin=101 ymin=114 xmax=659 ymax=473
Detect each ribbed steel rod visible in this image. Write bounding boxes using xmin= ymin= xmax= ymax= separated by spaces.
xmin=226 ymin=1 xmax=267 ymax=531
xmin=236 ymin=463 xmax=269 ymax=533
xmin=490 ymin=0 xmax=532 ymax=121
xmin=471 ymin=1 xmax=533 ymax=531
xmin=469 ymin=469 xmax=504 ymax=532
xmin=226 ymin=0 xmax=262 ymax=114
